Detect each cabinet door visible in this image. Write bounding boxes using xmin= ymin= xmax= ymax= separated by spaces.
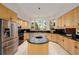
xmin=24 ymin=33 xmax=30 ymax=41
xmin=75 ymin=7 xmax=79 ymax=29
xmin=63 ymin=14 xmax=67 ymax=28
xmin=58 ymin=17 xmax=62 ymax=28
xmin=64 ymin=11 xmax=74 ymax=28
xmin=68 ymin=39 xmax=76 ymax=54
xmin=54 ymin=19 xmax=58 ymax=29
xmin=63 ymin=37 xmax=70 ymax=53
xmin=47 ymin=33 xmax=51 ymax=41
xmin=28 ymin=43 xmax=48 ymax=55
xmin=51 ymin=34 xmax=57 ymax=42
xmin=24 ymin=33 xmax=26 ymax=41
xmin=61 ymin=16 xmax=65 ymax=28
xmin=0 ymin=4 xmax=9 ymax=20
xmin=73 ymin=7 xmax=78 ymax=28
xmin=59 ymin=36 xmax=64 ymax=47
xmin=75 ymin=41 xmax=79 ymax=55
xmin=56 ymin=35 xmax=64 ymax=47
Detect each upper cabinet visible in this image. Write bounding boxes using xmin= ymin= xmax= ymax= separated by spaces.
xmin=61 ymin=16 xmax=65 ymax=28
xmin=64 ymin=11 xmax=74 ymax=28
xmin=73 ymin=6 xmax=79 ymax=29
xmin=0 ymin=4 xmax=28 ymax=29
xmin=15 ymin=18 xmax=28 ymax=29
xmin=0 ymin=4 xmax=17 ymax=20
xmin=55 ymin=6 xmax=79 ymax=29
xmin=0 ymin=4 xmax=8 ymax=19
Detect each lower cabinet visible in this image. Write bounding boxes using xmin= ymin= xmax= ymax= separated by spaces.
xmin=24 ymin=33 xmax=30 ymax=41
xmin=28 ymin=43 xmax=48 ymax=55
xmin=51 ymin=34 xmax=57 ymax=42
xmin=63 ymin=37 xmax=70 ymax=53
xmin=67 ymin=39 xmax=76 ymax=55
xmin=57 ymin=35 xmax=64 ymax=47
xmin=51 ymin=34 xmax=79 ymax=55
xmin=47 ymin=33 xmax=52 ymax=41
xmin=60 ymin=36 xmax=79 ymax=55
xmin=75 ymin=42 xmax=79 ymax=55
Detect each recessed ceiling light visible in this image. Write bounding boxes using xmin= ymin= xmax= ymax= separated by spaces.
xmin=38 ymin=7 xmax=40 ymax=10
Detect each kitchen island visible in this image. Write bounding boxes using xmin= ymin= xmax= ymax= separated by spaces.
xmin=28 ymin=43 xmax=48 ymax=55
xmin=24 ymin=29 xmax=79 ymax=55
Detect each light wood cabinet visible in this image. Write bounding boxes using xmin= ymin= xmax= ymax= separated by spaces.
xmin=55 ymin=34 xmax=60 ymax=43
xmin=64 ymin=12 xmax=73 ymax=28
xmin=61 ymin=36 xmax=79 ymax=55
xmin=55 ymin=6 xmax=79 ymax=29
xmin=58 ymin=17 xmax=61 ymax=28
xmin=0 ymin=4 xmax=17 ymax=20
xmin=24 ymin=33 xmax=30 ymax=41
xmin=73 ymin=6 xmax=79 ymax=29
xmin=59 ymin=36 xmax=64 ymax=47
xmin=0 ymin=4 xmax=9 ymax=20
xmin=15 ymin=18 xmax=28 ymax=29
xmin=21 ymin=21 xmax=28 ymax=29
xmin=56 ymin=35 xmax=64 ymax=47
xmin=56 ymin=17 xmax=62 ymax=28
xmin=51 ymin=34 xmax=57 ymax=42
xmin=51 ymin=33 xmax=79 ymax=55
xmin=47 ymin=33 xmax=52 ymax=41
xmin=28 ymin=43 xmax=48 ymax=55
xmin=55 ymin=34 xmax=79 ymax=55
xmin=75 ymin=41 xmax=79 ymax=55
xmin=73 ymin=7 xmax=78 ymax=28
xmin=63 ymin=37 xmax=70 ymax=53
xmin=67 ymin=39 xmax=76 ymax=54
xmin=54 ymin=19 xmax=59 ymax=29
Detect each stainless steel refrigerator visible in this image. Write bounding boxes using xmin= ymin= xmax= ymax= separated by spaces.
xmin=0 ymin=19 xmax=18 ymax=55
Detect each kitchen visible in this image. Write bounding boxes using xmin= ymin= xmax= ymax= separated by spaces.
xmin=0 ymin=3 xmax=79 ymax=55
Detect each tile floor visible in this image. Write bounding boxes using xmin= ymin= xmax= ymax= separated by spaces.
xmin=15 ymin=41 xmax=69 ymax=55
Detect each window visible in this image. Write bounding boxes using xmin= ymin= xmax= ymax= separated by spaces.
xmin=31 ymin=19 xmax=48 ymax=30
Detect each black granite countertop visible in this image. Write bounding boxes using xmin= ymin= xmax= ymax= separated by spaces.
xmin=27 ymin=39 xmax=49 ymax=44
xmin=26 ymin=30 xmax=51 ymax=33
xmin=57 ymin=34 xmax=79 ymax=42
xmin=25 ymin=29 xmax=79 ymax=42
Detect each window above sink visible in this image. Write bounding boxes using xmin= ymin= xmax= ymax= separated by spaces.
xmin=30 ymin=18 xmax=55 ymax=31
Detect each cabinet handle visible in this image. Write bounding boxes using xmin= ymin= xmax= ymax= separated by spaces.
xmin=62 ymin=40 xmax=64 ymax=42
xmin=75 ymin=46 xmax=78 ymax=49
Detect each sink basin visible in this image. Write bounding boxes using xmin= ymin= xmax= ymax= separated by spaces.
xmin=28 ymin=34 xmax=48 ymax=44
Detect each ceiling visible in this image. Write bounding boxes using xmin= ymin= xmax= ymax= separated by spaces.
xmin=3 ymin=3 xmax=79 ymax=21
